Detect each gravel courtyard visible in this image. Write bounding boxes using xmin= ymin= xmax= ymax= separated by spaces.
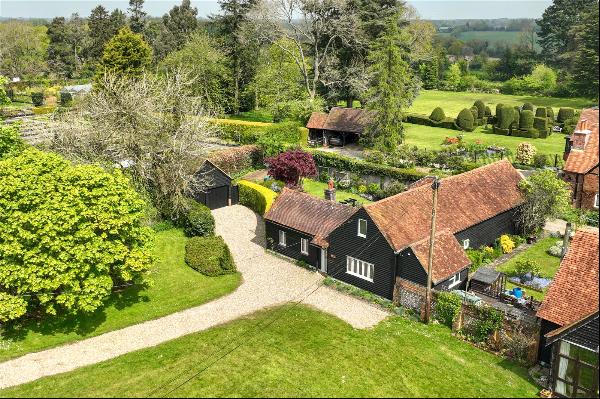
xmin=0 ymin=205 xmax=388 ymax=389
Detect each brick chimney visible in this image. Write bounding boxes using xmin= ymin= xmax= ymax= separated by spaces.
xmin=572 ymin=118 xmax=592 ymax=150
xmin=324 ymin=178 xmax=336 ymax=201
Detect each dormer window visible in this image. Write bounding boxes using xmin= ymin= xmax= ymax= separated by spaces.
xmin=357 ymin=219 xmax=367 ymax=238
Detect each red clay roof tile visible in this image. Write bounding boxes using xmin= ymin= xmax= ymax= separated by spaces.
xmin=564 ymin=108 xmax=599 ymax=174
xmin=410 ymin=230 xmax=471 ymax=284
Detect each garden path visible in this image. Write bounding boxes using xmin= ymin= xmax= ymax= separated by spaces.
xmin=0 ymin=205 xmax=388 ymax=389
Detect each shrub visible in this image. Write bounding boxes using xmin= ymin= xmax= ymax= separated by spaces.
xmin=31 ymin=91 xmax=44 ymax=106
xmin=512 ymin=107 xmax=520 ymax=128
xmin=495 ymin=103 xmax=504 ymax=118
xmin=441 ymin=117 xmax=459 ymax=129
xmin=238 ymin=180 xmax=277 ymax=215
xmin=514 ymin=258 xmax=541 ymax=277
xmin=496 ymin=105 xmax=514 ymax=130
xmin=547 ymin=241 xmax=563 ymax=257
xmin=257 ymin=121 xmax=303 ymax=157
xmin=381 ymin=181 xmax=406 ymax=198
xmin=562 ymin=116 xmax=579 ymax=135
xmin=59 ymin=91 xmax=73 ymax=106
xmin=546 ymin=107 xmax=555 ymax=121
xmin=502 ymin=329 xmax=536 ymax=365
xmin=519 ymin=110 xmax=535 ymax=130
xmin=522 ymin=102 xmax=534 ymax=111
xmin=0 ymin=124 xmax=23 ymax=158
xmin=184 ymin=235 xmax=236 ymax=276
xmin=470 ymin=106 xmax=479 ymax=123
xmin=535 ymin=107 xmax=547 ymax=118
xmin=434 ymin=291 xmax=462 ymax=328
xmin=181 ymin=199 xmax=215 ymax=237
xmin=472 ymin=100 xmax=486 ymax=119
xmin=210 ymin=145 xmax=262 ymax=176
xmin=429 ymin=107 xmax=446 ymax=122
xmin=266 ymin=149 xmax=317 ymax=187
xmin=457 ymin=108 xmax=475 ymax=131
xmin=211 ymin=119 xmax=268 ymax=144
xmin=557 ymin=107 xmax=575 ymax=123
xmin=534 ymin=117 xmax=548 ymax=134
xmin=533 ymin=153 xmax=549 ymax=168
xmin=0 ymin=148 xmax=153 ymax=322
xmin=500 ymin=234 xmax=515 ymax=254
xmin=516 ymin=142 xmax=537 ymax=165
xmin=467 ymin=306 xmax=503 ymax=343
xmin=484 ymin=106 xmax=492 ymax=117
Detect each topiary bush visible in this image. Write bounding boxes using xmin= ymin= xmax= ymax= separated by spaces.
xmin=473 ymin=100 xmax=486 ymax=119
xmin=429 ymin=107 xmax=446 ymax=122
xmin=557 ymin=107 xmax=575 ymax=123
xmin=533 ymin=153 xmax=549 ymax=168
xmin=519 ymin=110 xmax=534 ymax=130
xmin=457 ymin=108 xmax=475 ymax=131
xmin=59 ymin=91 xmax=73 ymax=106
xmin=184 ymin=235 xmax=236 ymax=276
xmin=534 ymin=117 xmax=548 ymax=135
xmin=512 ymin=106 xmax=520 ymax=129
xmin=496 ymin=105 xmax=514 ymax=130
xmin=0 ymin=148 xmax=153 ymax=322
xmin=31 ymin=92 xmax=44 ymax=106
xmin=495 ymin=103 xmax=504 ymax=118
xmin=546 ymin=107 xmax=555 ymax=121
xmin=485 ymin=106 xmax=492 ymax=117
xmin=181 ymin=199 xmax=215 ymax=237
xmin=238 ymin=180 xmax=277 ymax=215
xmin=522 ymin=102 xmax=534 ymax=112
xmin=535 ymin=108 xmax=547 ymax=118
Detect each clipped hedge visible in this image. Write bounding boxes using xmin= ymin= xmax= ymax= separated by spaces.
xmin=181 ymin=199 xmax=215 ymax=237
xmin=534 ymin=117 xmax=548 ymax=135
xmin=238 ymin=180 xmax=277 ymax=215
xmin=405 ymin=113 xmax=460 ymax=130
xmin=309 ymin=149 xmax=428 ymax=183
xmin=185 ymin=235 xmax=236 ymax=276
xmin=469 ymin=107 xmax=479 ymax=124
xmin=457 ymin=108 xmax=475 ymax=132
xmin=496 ymin=105 xmax=514 ymax=130
xmin=430 ymin=107 xmax=446 ymax=122
xmin=522 ymin=102 xmax=534 ymax=112
xmin=557 ymin=108 xmax=575 ymax=123
xmin=484 ymin=106 xmax=492 ymax=117
xmin=512 ymin=128 xmax=539 ymax=139
xmin=473 ymin=100 xmax=486 ymax=119
xmin=535 ymin=108 xmax=547 ymax=118
xmin=519 ymin=110 xmax=534 ymax=130
xmin=546 ymin=107 xmax=555 ymax=120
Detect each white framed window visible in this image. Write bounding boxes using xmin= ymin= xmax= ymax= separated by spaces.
xmin=278 ymin=230 xmax=286 ymax=247
xmin=300 ymin=238 xmax=309 ymax=255
xmin=463 ymin=239 xmax=470 ymax=249
xmin=448 ymin=273 xmax=462 ymax=289
xmin=357 ymin=219 xmax=367 ymax=238
xmin=595 ymin=193 xmax=599 ymax=209
xmin=346 ymin=256 xmax=374 ymax=282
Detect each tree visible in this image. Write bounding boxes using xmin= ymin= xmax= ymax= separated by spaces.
xmin=266 ymin=150 xmax=317 ymax=187
xmin=0 ymin=76 xmax=10 ymax=107
xmin=0 ymin=21 xmax=49 ymax=79
xmin=516 ymin=169 xmax=571 ymax=235
xmin=162 ymin=0 xmax=199 ymax=51
xmin=47 ymin=14 xmax=89 ymax=78
xmin=128 ymin=0 xmax=147 ymax=34
xmin=87 ymin=5 xmax=113 ymax=61
xmin=0 ymin=148 xmax=153 ymax=323
xmin=363 ymin=15 xmax=417 ymax=152
xmin=445 ymin=63 xmax=461 ymax=90
xmin=52 ymin=71 xmax=216 ymax=219
xmin=159 ymin=31 xmax=231 ymax=112
xmin=211 ymin=0 xmax=259 ymax=113
xmin=537 ymin=0 xmax=596 ymax=70
xmin=97 ymin=27 xmax=152 ymax=80
xmin=570 ymin=3 xmax=599 ymax=99
xmin=109 ymin=9 xmax=128 ymax=35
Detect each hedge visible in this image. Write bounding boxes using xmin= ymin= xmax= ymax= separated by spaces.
xmin=534 ymin=117 xmax=548 ymax=134
xmin=210 ymin=119 xmax=269 ymax=144
xmin=405 ymin=113 xmax=460 ymax=131
xmin=457 ymin=108 xmax=475 ymax=131
xmin=185 ymin=235 xmax=236 ymax=276
xmin=430 ymin=107 xmax=445 ymax=122
xmin=535 ymin=108 xmax=547 ymax=118
xmin=522 ymin=102 xmax=534 ymax=112
xmin=181 ymin=199 xmax=215 ymax=237
xmin=512 ymin=128 xmax=539 ymax=139
xmin=519 ymin=110 xmax=534 ymax=130
xmin=557 ymin=108 xmax=575 ymax=123
xmin=496 ymin=105 xmax=513 ymax=130
xmin=546 ymin=107 xmax=555 ymax=120
xmin=309 ymin=149 xmax=428 ymax=182
xmin=238 ymin=180 xmax=277 ymax=215
xmin=473 ymin=100 xmax=486 ymax=119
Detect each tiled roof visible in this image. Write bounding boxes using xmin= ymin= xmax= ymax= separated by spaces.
xmin=363 ymin=160 xmax=523 ymax=253
xmin=537 ymin=227 xmax=599 ymax=327
xmin=264 ymin=188 xmax=358 ymax=248
xmin=306 ymin=107 xmax=373 ymax=133
xmin=410 ymin=230 xmax=471 ymax=284
xmin=306 ymin=112 xmax=328 ymax=130
xmin=564 ymin=108 xmax=599 ymax=174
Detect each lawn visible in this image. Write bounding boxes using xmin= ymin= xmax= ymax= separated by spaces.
xmin=408 ymin=90 xmax=595 ymax=118
xmin=302 ymin=179 xmax=372 ymax=204
xmin=0 ymin=306 xmax=539 ymax=398
xmin=496 ymin=237 xmax=562 ymax=301
xmin=0 ymin=228 xmax=241 ymax=363
xmin=404 ymin=123 xmax=566 ymax=159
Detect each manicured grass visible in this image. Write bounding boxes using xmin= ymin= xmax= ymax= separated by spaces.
xmin=0 ymin=306 xmax=539 ymax=398
xmin=408 ymin=90 xmax=594 ymax=118
xmin=497 ymin=237 xmax=562 ymax=301
xmin=404 ymin=123 xmax=566 ymax=159
xmin=0 ymin=229 xmax=241 ymax=363
xmin=302 ymin=179 xmax=372 ymax=204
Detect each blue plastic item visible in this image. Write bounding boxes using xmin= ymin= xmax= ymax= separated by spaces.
xmin=512 ymin=287 xmax=523 ymax=299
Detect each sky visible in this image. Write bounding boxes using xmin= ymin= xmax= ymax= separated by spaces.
xmin=0 ymin=0 xmax=552 ymax=20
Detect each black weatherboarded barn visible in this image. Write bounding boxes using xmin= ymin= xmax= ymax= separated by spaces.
xmin=192 ymin=160 xmax=238 ymax=210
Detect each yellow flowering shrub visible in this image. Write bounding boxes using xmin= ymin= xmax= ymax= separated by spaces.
xmin=500 ymin=235 xmax=515 ymax=254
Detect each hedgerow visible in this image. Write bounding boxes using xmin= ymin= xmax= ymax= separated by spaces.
xmin=238 ymin=180 xmax=278 ymax=215
xmin=185 ymin=235 xmax=236 ymax=276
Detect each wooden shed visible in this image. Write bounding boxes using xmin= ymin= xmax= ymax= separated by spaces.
xmin=191 ymin=160 xmax=238 ymax=210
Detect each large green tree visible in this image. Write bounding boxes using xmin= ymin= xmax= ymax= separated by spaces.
xmin=86 ymin=5 xmax=114 ymax=61
xmin=128 ymin=0 xmax=147 ymax=34
xmin=162 ymin=0 xmax=199 ymax=51
xmin=0 ymin=147 xmax=153 ymax=323
xmin=46 ymin=14 xmax=89 ymax=78
xmin=0 ymin=21 xmax=49 ymax=79
xmin=97 ymin=27 xmax=152 ymax=80
xmin=570 ymin=3 xmax=599 ymax=99
xmin=363 ymin=15 xmax=417 ymax=151
xmin=159 ymin=31 xmax=230 ymax=112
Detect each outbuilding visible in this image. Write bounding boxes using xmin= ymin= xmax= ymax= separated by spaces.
xmin=191 ymin=160 xmax=238 ymax=210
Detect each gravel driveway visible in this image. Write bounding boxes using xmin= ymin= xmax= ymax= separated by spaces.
xmin=0 ymin=205 xmax=388 ymax=389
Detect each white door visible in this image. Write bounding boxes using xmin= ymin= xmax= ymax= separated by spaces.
xmin=320 ymin=248 xmax=327 ymax=273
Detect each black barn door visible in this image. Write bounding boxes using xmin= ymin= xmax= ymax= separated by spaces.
xmin=206 ymin=185 xmax=229 ymax=209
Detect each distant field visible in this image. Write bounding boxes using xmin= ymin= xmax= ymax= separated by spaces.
xmin=437 ymin=30 xmax=541 ymax=51
xmin=409 ymin=90 xmax=596 ymax=118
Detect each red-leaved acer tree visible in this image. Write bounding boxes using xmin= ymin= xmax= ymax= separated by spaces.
xmin=266 ymin=150 xmax=317 ymax=187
